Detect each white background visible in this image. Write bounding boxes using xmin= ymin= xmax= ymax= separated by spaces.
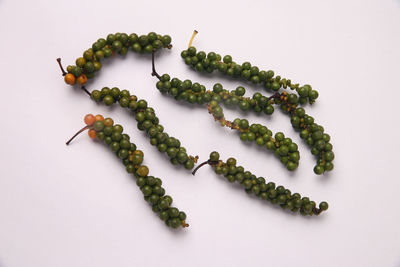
xmin=0 ymin=0 xmax=399 ymax=266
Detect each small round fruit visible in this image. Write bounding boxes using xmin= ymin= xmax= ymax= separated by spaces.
xmin=76 ymin=74 xmax=88 ymax=85
xmin=64 ymin=73 xmax=76 ymax=85
xmin=95 ymin=114 xmax=104 ymax=121
xmin=84 ymin=114 xmax=95 ymax=126
xmin=88 ymin=129 xmax=97 ymax=139
xmin=319 ymin=201 xmax=329 ymax=211
xmin=93 ymin=121 xmax=104 ymax=131
xmin=137 ymin=166 xmax=149 ymax=177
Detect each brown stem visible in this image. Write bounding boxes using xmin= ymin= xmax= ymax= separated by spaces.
xmin=192 ymin=160 xmax=219 ymax=175
xmin=151 ymin=49 xmax=162 ymax=81
xmin=66 ymin=125 xmax=90 ymax=145
xmin=56 ymin=58 xmax=67 ymax=76
xmin=268 ymin=92 xmax=281 ymax=101
xmin=81 ymin=86 xmax=91 ymax=97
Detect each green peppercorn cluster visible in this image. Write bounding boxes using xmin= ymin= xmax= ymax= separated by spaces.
xmin=208 ymin=101 xmax=300 ymax=171
xmin=154 ymin=73 xmax=300 ymax=171
xmin=152 ymin=67 xmax=333 ymax=174
xmin=267 ymin=92 xmax=334 ymax=174
xmin=65 ymin=32 xmax=172 ymax=82
xmin=181 ymin=46 xmax=319 ymax=104
xmin=156 ymin=73 xmax=276 ymax=115
xmin=208 ymin=151 xmax=328 ymax=215
xmin=91 ymin=118 xmax=188 ymax=228
xmin=90 ymin=86 xmax=196 ymax=170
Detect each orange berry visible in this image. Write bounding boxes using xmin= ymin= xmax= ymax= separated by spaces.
xmin=88 ymin=129 xmax=97 ymax=139
xmin=64 ymin=73 xmax=76 ymax=85
xmin=95 ymin=114 xmax=104 ymax=121
xmin=104 ymin=118 xmax=114 ymax=127
xmin=77 ymin=74 xmax=87 ymax=85
xmin=84 ymin=114 xmax=96 ymax=126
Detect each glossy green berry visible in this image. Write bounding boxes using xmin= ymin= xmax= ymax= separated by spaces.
xmin=91 ymin=90 xmax=101 ymax=101
xmin=184 ymin=159 xmax=194 ymax=170
xmin=286 ymin=161 xmax=298 ymax=171
xmin=209 ymin=151 xmax=220 ymax=161
xmin=227 ymin=157 xmax=236 ymax=166
xmin=324 ymin=151 xmax=335 ymax=162
xmin=223 ymin=55 xmax=232 ymax=63
xmin=83 ymin=62 xmax=95 ymax=74
xmin=169 ymin=207 xmax=179 ymax=218
xmin=325 ymin=162 xmax=334 ymax=171
xmin=275 ymin=132 xmax=284 ymax=142
xmin=313 ymin=165 xmax=324 ymax=175
xmin=161 ymin=35 xmax=172 ymax=45
xmin=188 ymin=46 xmax=196 ymax=56
xmin=319 ymin=201 xmax=329 ymax=211
xmin=309 ymin=90 xmax=319 ymax=100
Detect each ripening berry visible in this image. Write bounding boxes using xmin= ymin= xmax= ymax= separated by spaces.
xmin=64 ymin=73 xmax=76 ymax=85
xmin=88 ymin=129 xmax=97 ymax=139
xmin=104 ymin=118 xmax=114 ymax=127
xmin=137 ymin=165 xmax=149 ymax=177
xmin=84 ymin=114 xmax=96 ymax=126
xmin=76 ymin=74 xmax=88 ymax=85
xmin=95 ymin=114 xmax=104 ymax=121
xmin=133 ymin=150 xmax=144 ymax=157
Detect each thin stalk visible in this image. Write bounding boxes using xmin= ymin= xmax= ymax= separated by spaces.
xmin=151 ymin=49 xmax=162 ymax=80
xmin=56 ymin=58 xmax=67 ymax=76
xmin=188 ymin=30 xmax=198 ymax=48
xmin=66 ymin=125 xmax=90 ymax=145
xmin=192 ymin=160 xmax=219 ymax=175
xmin=81 ymin=86 xmax=91 ymax=96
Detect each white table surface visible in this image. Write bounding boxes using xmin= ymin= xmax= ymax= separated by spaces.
xmin=1 ymin=0 xmax=399 ymax=266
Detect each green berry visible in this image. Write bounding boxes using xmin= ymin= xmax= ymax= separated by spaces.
xmin=103 ymin=95 xmax=114 ymax=106
xmin=286 ymin=161 xmax=298 ymax=171
xmin=325 ymin=162 xmax=334 ymax=171
xmin=161 ymin=35 xmax=172 ymax=45
xmin=112 ymin=40 xmax=122 ymax=51
xmin=239 ymin=119 xmax=249 ymax=129
xmin=188 ymin=46 xmax=196 ymax=56
xmin=319 ymin=202 xmax=329 ymax=211
xmin=313 ymin=165 xmax=324 ymax=175
xmin=213 ymin=83 xmax=223 ymax=93
xmin=227 ymin=158 xmax=236 ymax=166
xmin=279 ymin=145 xmax=289 ymax=156
xmin=223 ymin=55 xmax=232 ymax=63
xmin=113 ymin=124 xmax=123 ymax=133
xmin=209 ymin=151 xmax=220 ymax=161
xmin=309 ymin=90 xmax=319 ymax=100
xmin=184 ymin=159 xmax=194 ymax=170
xmin=324 ymin=151 xmax=335 ymax=162
xmin=91 ymin=90 xmax=101 ymax=101
xmin=275 ymin=132 xmax=284 ymax=142
xmin=169 ymin=207 xmax=179 ymax=218
xmin=264 ymin=105 xmax=274 ymax=115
